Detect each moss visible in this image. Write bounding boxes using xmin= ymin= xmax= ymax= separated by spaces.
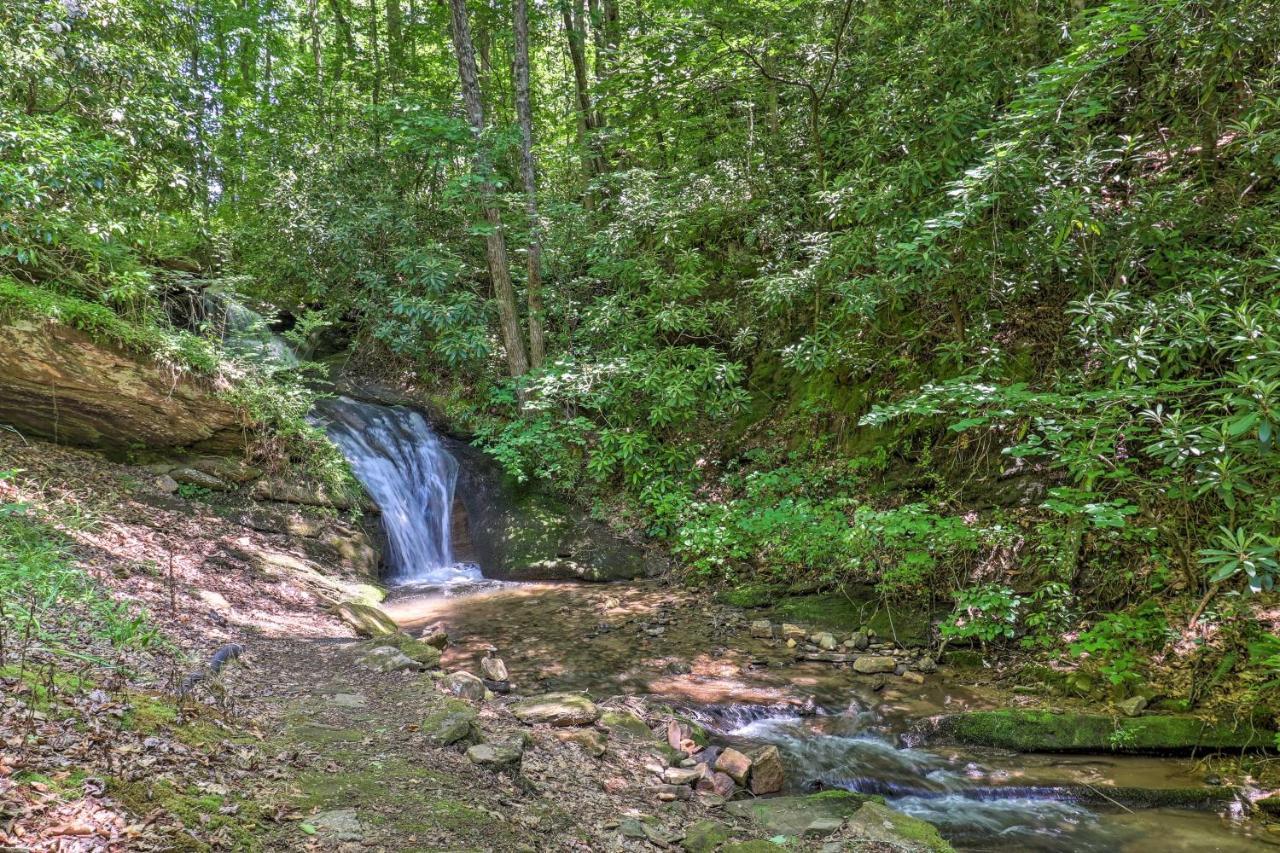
xmin=925 ymin=710 xmax=1278 ymax=754
xmin=600 ymin=710 xmax=657 ymax=742
xmin=721 ymin=843 xmax=782 ymax=852
xmin=716 ymin=583 xmax=780 ymax=609
xmin=0 ymin=277 xmax=219 ymax=373
xmin=849 ymin=801 xmax=954 ymax=852
xmin=768 ymin=592 xmax=934 ymax=646
xmin=108 ymin=778 xmax=266 ymax=851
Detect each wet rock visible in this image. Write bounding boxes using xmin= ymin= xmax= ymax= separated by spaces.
xmin=748 ymin=745 xmax=784 ymax=795
xmin=681 ymin=820 xmax=731 ymax=853
xmin=903 ymin=670 xmax=926 ymax=684
xmin=850 ymin=630 xmax=870 ymax=650
xmin=853 ymin=655 xmax=899 ymax=674
xmin=358 ymin=646 xmax=421 ymax=673
xmin=695 ymin=770 xmax=736 ymax=798
xmin=423 ymin=698 xmax=478 ymax=746
xmin=443 ymin=671 xmax=487 ymax=702
xmin=481 ymin=653 xmax=509 ymax=683
xmin=815 ymin=632 xmax=838 ymax=651
xmin=335 ymin=600 xmax=399 ymax=637
xmin=749 ymin=620 xmax=774 ymax=639
xmin=915 ymin=655 xmax=938 ymax=673
xmin=466 ymin=738 xmax=524 ymax=769
xmin=510 ymin=692 xmax=600 ymax=726
xmin=1118 ymin=695 xmax=1148 ymax=717
xmin=556 ymin=728 xmax=607 ymax=757
xmin=714 ymin=748 xmax=752 ymax=785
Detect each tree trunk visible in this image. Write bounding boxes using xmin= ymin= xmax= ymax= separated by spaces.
xmin=561 ymin=0 xmax=604 ymax=182
xmin=386 ymin=0 xmax=403 ymax=86
xmin=448 ymin=0 xmax=530 ymax=379
xmin=513 ymin=0 xmax=546 ymax=368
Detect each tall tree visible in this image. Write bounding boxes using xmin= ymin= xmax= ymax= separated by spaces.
xmin=561 ymin=0 xmax=604 ymax=184
xmin=447 ymin=0 xmax=530 ymax=378
xmin=513 ymin=0 xmax=545 ymax=367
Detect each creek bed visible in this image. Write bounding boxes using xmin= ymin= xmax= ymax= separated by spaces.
xmin=385 ymin=580 xmax=1278 ymax=852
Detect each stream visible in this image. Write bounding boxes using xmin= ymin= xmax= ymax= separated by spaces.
xmin=229 ymin=300 xmax=1276 ymax=851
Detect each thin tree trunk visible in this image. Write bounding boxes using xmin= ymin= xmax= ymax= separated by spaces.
xmin=386 ymin=0 xmax=403 ymax=86
xmin=513 ymin=0 xmax=545 ymax=368
xmin=562 ymin=0 xmax=604 ymax=182
xmin=448 ymin=0 xmax=530 ymax=379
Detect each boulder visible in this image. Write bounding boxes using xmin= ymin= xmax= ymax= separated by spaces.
xmin=714 ymin=748 xmax=752 ymax=785
xmin=1118 ymin=695 xmax=1148 ymax=717
xmin=853 ymin=655 xmax=899 ymax=674
xmin=0 ymin=318 xmax=243 ymax=451
xmin=423 ymin=698 xmax=478 ymax=746
xmin=510 ymin=692 xmax=600 ymax=726
xmin=815 ymin=632 xmax=838 ymax=651
xmin=446 ymin=437 xmax=652 ymax=582
xmin=780 ymin=624 xmax=807 ymax=641
xmin=336 ymin=601 xmax=399 ymax=637
xmin=749 ymin=620 xmax=774 ymax=639
xmin=443 ymin=671 xmax=487 ymax=703
xmin=369 ymin=634 xmax=442 ymax=668
xmin=748 ymin=745 xmax=784 ymax=795
xmin=851 ymin=630 xmax=870 ymax=651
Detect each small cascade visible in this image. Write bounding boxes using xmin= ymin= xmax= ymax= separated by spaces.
xmin=205 ymin=290 xmax=298 ymax=367
xmin=314 ymin=397 xmax=481 ymax=586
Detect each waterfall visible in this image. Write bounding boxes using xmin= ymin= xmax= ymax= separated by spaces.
xmin=314 ymin=397 xmax=481 ymax=586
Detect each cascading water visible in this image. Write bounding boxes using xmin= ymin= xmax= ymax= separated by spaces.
xmin=314 ymin=397 xmax=482 ymax=586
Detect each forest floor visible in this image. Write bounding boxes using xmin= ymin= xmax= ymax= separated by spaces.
xmin=0 ymin=435 xmax=957 ymax=851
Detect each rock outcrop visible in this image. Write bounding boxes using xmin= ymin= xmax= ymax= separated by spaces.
xmin=0 ymin=319 xmax=243 ymax=451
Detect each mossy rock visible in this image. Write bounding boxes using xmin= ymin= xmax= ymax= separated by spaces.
xmin=725 ymin=790 xmax=873 ymax=837
xmin=919 ymin=710 xmax=1277 ymax=754
xmin=335 ymin=600 xmax=398 ymax=637
xmin=369 ymin=633 xmax=442 ymax=668
xmin=682 ymin=819 xmax=732 ymax=852
xmin=601 ymin=709 xmax=657 ymax=742
xmin=715 ymin=583 xmax=781 ymax=609
xmin=422 ymin=698 xmax=478 ymax=746
xmin=846 ymin=800 xmax=954 ymax=852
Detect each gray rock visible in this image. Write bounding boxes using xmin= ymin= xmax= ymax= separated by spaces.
xmin=853 ymin=655 xmax=899 ymax=674
xmin=851 ymin=630 xmax=870 ymax=651
xmin=466 ymin=738 xmax=523 ymax=769
xmin=816 ymin=632 xmax=838 ymax=651
xmin=1118 ymin=695 xmax=1149 ymax=717
xmin=444 ymin=671 xmax=488 ymax=702
xmin=749 ymin=620 xmax=774 ymax=639
xmin=172 ymin=467 xmax=231 ymax=491
xmin=480 ymin=654 xmax=509 ymax=683
xmin=358 ymin=646 xmax=421 ymax=673
xmin=423 ymin=698 xmax=478 ymax=746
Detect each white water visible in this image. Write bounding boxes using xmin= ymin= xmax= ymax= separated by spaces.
xmin=315 ymin=397 xmax=481 ymax=586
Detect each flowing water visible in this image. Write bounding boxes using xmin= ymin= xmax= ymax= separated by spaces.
xmin=313 ymin=397 xmax=482 ymax=586
xmin=211 ymin=298 xmax=1276 ymax=851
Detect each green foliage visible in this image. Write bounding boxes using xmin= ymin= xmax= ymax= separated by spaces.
xmin=0 ymin=471 xmax=158 ymax=666
xmin=1070 ymin=603 xmax=1170 ymax=687
xmin=941 ymin=585 xmax=1024 ymax=646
